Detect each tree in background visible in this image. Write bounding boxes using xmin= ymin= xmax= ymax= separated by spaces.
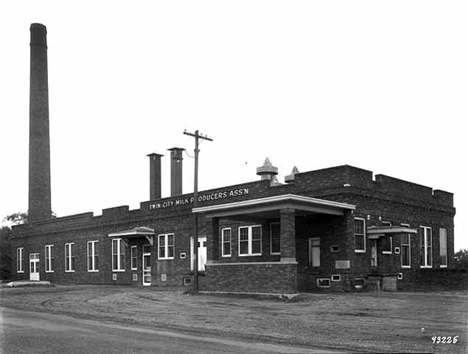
xmin=1 ymin=212 xmax=28 ymax=280
xmin=0 ymin=226 xmax=12 ymax=279
xmin=454 ymin=249 xmax=468 ymax=270
xmin=4 ymin=212 xmax=28 ymax=225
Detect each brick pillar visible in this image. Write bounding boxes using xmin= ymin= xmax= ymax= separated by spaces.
xmin=206 ymin=217 xmax=220 ymax=262
xmin=280 ymin=208 xmax=296 ymax=262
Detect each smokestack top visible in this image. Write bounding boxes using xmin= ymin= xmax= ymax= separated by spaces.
xmin=30 ymin=23 xmax=47 ymax=47
xmin=147 ymin=152 xmax=164 ymax=158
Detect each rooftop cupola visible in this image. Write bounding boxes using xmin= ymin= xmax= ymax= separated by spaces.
xmin=256 ymin=157 xmax=279 ymax=185
xmin=285 ymin=166 xmax=299 ymax=183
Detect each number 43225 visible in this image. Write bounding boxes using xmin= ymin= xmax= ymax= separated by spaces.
xmin=432 ymin=336 xmax=458 ymax=344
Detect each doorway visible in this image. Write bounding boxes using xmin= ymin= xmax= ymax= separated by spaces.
xmin=29 ymin=253 xmax=40 ymax=281
xmin=191 ymin=236 xmax=207 ymax=272
xmin=142 ymin=245 xmax=151 ymax=286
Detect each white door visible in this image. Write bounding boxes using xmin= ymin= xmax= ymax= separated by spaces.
xmin=29 ymin=253 xmax=40 ymax=281
xmin=191 ymin=236 xmax=207 ymax=272
xmin=142 ymin=245 xmax=151 ymax=286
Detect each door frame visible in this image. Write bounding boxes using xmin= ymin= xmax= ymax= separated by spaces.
xmin=29 ymin=253 xmax=40 ymax=281
xmin=370 ymin=239 xmax=378 ymax=267
xmin=142 ymin=245 xmax=151 ymax=286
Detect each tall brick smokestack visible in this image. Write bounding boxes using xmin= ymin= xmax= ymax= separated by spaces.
xmin=147 ymin=153 xmax=163 ymax=200
xmin=29 ymin=23 xmax=52 ymax=222
xmin=168 ymin=147 xmax=184 ymax=196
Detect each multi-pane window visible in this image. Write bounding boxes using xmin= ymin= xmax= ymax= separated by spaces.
xmin=238 ymin=225 xmax=262 ymax=256
xmin=439 ymin=228 xmax=448 ymax=268
xmin=87 ymin=241 xmax=99 ymax=272
xmin=270 ymin=222 xmax=281 ymax=255
xmin=401 ymin=234 xmax=411 ymax=267
xmin=308 ymin=238 xmax=320 ymax=267
xmin=354 ymin=218 xmax=366 ymax=252
xmin=221 ymin=228 xmax=231 ymax=257
xmin=131 ymin=246 xmax=138 ymax=269
xmin=112 ymin=238 xmax=125 ymax=271
xmin=158 ymin=234 xmax=174 ymax=259
xmin=420 ymin=226 xmax=432 ymax=268
xmin=17 ymin=247 xmax=24 ymax=273
xmin=45 ymin=245 xmax=54 ymax=272
xmin=65 ymin=243 xmax=75 ymax=272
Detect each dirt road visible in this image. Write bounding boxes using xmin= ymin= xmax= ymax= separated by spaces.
xmin=1 ymin=285 xmax=466 ymax=353
xmin=2 ymin=308 xmax=337 ymax=354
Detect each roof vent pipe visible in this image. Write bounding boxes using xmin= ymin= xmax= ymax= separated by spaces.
xmin=147 ymin=153 xmax=163 ymax=200
xmin=168 ymin=147 xmax=185 ymax=196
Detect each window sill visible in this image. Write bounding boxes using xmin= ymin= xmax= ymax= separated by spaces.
xmin=382 ymin=251 xmax=392 ymax=254
xmin=88 ymin=270 xmax=99 ymax=273
xmin=158 ymin=258 xmax=174 ymax=261
xmin=401 ymin=265 xmax=411 ymax=269
xmin=65 ymin=270 xmax=75 ymax=273
xmin=354 ymin=250 xmax=366 ymax=253
xmin=112 ymin=269 xmax=126 ymax=272
xmin=420 ymin=266 xmax=433 ymax=269
xmin=45 ymin=271 xmax=55 ymax=273
xmin=239 ymin=254 xmax=262 ymax=257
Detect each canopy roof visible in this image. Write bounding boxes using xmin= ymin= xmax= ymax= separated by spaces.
xmin=192 ymin=194 xmax=355 ymax=219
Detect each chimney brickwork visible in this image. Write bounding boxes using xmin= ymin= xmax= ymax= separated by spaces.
xmin=29 ymin=23 xmax=52 ymax=222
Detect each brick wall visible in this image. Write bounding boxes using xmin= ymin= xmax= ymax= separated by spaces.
xmin=202 ymin=262 xmax=297 ymax=293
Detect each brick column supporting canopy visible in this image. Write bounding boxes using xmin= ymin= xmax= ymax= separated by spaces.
xmin=280 ymin=208 xmax=296 ymax=262
xmin=206 ymin=217 xmax=220 ymax=262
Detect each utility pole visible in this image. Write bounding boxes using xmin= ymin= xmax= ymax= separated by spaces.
xmin=184 ymin=129 xmax=213 ymax=290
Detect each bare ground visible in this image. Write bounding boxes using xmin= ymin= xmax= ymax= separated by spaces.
xmin=1 ymin=285 xmax=466 ymax=353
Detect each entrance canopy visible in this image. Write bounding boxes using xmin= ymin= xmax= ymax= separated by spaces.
xmin=108 ymin=226 xmax=155 ymax=245
xmin=367 ymin=226 xmax=418 ymax=239
xmin=192 ymin=194 xmax=355 ymax=219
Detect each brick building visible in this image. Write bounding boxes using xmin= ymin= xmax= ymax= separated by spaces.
xmin=11 ymin=158 xmax=455 ymax=293
xmin=12 ymin=24 xmax=456 ymax=293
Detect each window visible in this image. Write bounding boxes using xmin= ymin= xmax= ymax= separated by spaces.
xmin=45 ymin=245 xmax=54 ymax=272
xmin=330 ymin=245 xmax=340 ymax=252
xmin=439 ymin=228 xmax=448 ymax=268
xmin=131 ymin=246 xmax=138 ymax=269
xmin=112 ymin=238 xmax=125 ymax=271
xmin=17 ymin=248 xmax=24 ymax=273
xmin=87 ymin=241 xmax=99 ymax=272
xmin=382 ymin=237 xmax=392 ymax=254
xmin=317 ymin=278 xmax=330 ymax=288
xmin=221 ymin=228 xmax=231 ymax=257
xmin=158 ymin=234 xmax=175 ymax=260
xmin=401 ymin=234 xmax=411 ymax=268
xmin=238 ymin=225 xmax=262 ymax=256
xmin=354 ymin=218 xmax=366 ymax=252
xmin=270 ymin=222 xmax=281 ymax=255
xmin=308 ymin=238 xmax=320 ymax=267
xmin=331 ymin=274 xmax=341 ymax=282
xmin=65 ymin=243 xmax=75 ymax=272
xmin=420 ymin=227 xmax=432 ymax=268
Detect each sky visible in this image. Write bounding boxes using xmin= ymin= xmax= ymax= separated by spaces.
xmin=0 ymin=1 xmax=466 ymax=250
